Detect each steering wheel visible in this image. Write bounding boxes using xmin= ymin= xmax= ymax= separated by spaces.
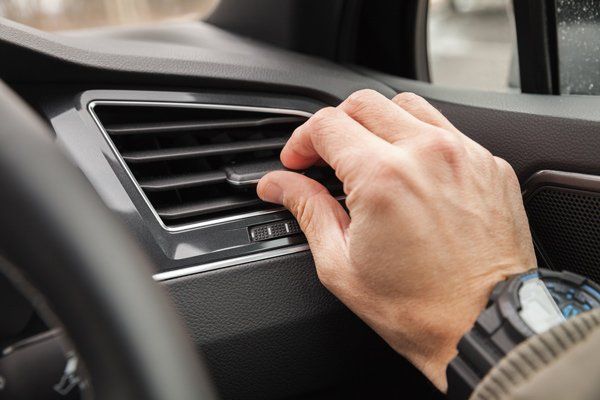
xmin=0 ymin=82 xmax=217 ymax=399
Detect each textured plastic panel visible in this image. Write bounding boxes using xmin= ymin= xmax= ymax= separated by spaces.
xmin=163 ymin=251 xmax=439 ymax=400
xmin=527 ymin=186 xmax=600 ymax=283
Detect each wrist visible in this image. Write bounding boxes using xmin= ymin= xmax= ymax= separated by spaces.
xmin=446 ymin=267 xmax=600 ymax=399
xmin=399 ymin=270 xmax=517 ymax=392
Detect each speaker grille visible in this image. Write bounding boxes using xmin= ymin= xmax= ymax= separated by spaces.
xmin=526 ymin=186 xmax=600 ymax=283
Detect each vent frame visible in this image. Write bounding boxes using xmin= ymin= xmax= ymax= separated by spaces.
xmin=88 ymin=100 xmax=313 ymax=232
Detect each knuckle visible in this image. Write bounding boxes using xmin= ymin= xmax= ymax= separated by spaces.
xmin=289 ymin=189 xmax=326 ymax=236
xmin=344 ymin=89 xmax=382 ymax=115
xmin=292 ymin=197 xmax=315 ymax=231
xmin=495 ymin=156 xmax=512 ymax=172
xmin=311 ymin=106 xmax=340 ymax=121
xmin=363 ymin=182 xmax=393 ymax=207
xmin=372 ymin=157 xmax=402 ymax=181
xmin=361 ymin=157 xmax=402 ymax=204
xmin=427 ymin=130 xmax=465 ymax=162
xmin=495 ymin=157 xmax=520 ymax=187
xmin=477 ymin=146 xmax=495 ymax=163
xmin=348 ymin=88 xmax=381 ymax=103
xmin=393 ymin=91 xmax=426 ymax=108
xmin=309 ymin=107 xmax=342 ymax=131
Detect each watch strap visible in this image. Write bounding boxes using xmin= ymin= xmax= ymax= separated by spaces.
xmin=447 ymin=275 xmax=532 ymax=399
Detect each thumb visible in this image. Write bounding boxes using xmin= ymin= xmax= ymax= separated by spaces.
xmin=257 ymin=170 xmax=349 ymax=272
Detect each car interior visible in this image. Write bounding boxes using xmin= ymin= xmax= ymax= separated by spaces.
xmin=1 ymin=0 xmax=600 ymax=399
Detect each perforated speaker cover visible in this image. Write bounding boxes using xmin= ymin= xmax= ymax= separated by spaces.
xmin=525 ymin=171 xmax=600 ymax=284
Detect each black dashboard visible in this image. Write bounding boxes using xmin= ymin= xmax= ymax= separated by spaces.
xmin=0 ymin=17 xmax=439 ymax=399
xmin=7 ymin=11 xmax=600 ymax=400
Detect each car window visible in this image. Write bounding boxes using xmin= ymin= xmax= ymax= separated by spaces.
xmin=427 ymin=0 xmax=519 ymax=92
xmin=0 ymin=0 xmax=219 ymax=31
xmin=557 ymin=0 xmax=600 ymax=95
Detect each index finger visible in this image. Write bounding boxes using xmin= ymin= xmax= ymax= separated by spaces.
xmin=281 ymin=107 xmax=388 ymax=180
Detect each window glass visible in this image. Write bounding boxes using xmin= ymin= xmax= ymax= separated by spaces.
xmin=0 ymin=0 xmax=219 ymax=31
xmin=557 ymin=0 xmax=600 ymax=95
xmin=428 ymin=0 xmax=519 ymax=92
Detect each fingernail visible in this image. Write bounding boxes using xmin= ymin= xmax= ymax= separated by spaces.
xmin=258 ymin=181 xmax=283 ymax=205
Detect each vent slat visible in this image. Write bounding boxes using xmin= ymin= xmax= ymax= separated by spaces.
xmin=106 ymin=116 xmax=304 ymax=136
xmin=157 ymin=196 xmax=265 ymax=220
xmin=139 ymin=171 xmax=227 ymax=191
xmin=93 ymin=103 xmax=316 ymax=227
xmin=122 ymin=137 xmax=288 ymax=163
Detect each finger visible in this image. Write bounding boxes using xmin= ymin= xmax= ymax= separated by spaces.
xmin=393 ymin=92 xmax=488 ymax=154
xmin=338 ymin=89 xmax=432 ymax=143
xmin=257 ymin=171 xmax=350 ymax=272
xmin=392 ymin=92 xmax=459 ymax=133
xmin=280 ymin=106 xmax=388 ymax=179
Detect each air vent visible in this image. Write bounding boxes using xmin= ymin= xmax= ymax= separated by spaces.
xmin=91 ymin=102 xmax=342 ymax=228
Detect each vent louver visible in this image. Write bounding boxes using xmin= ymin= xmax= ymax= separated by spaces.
xmin=91 ymin=103 xmax=342 ymax=228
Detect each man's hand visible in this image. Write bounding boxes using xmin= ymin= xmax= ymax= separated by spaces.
xmin=257 ymin=90 xmax=536 ymax=392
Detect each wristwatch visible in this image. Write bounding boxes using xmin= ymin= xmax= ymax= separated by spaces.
xmin=446 ymin=268 xmax=600 ymax=399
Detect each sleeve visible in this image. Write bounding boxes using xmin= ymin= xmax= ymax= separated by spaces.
xmin=471 ymin=308 xmax=600 ymax=400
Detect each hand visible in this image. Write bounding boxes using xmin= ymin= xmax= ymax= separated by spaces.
xmin=257 ymin=90 xmax=536 ymax=392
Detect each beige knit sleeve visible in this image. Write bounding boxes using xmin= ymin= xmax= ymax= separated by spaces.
xmin=471 ymin=308 xmax=600 ymax=400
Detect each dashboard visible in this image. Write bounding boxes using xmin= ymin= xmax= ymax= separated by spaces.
xmin=8 ymin=12 xmax=600 ymax=399
xmin=0 ymin=17 xmax=431 ymax=399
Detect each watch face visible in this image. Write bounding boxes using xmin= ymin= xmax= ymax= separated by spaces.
xmin=544 ymin=278 xmax=600 ymax=318
xmin=518 ymin=277 xmax=565 ymax=334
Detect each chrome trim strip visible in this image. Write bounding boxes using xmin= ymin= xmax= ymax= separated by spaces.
xmin=88 ymin=100 xmax=313 ymax=232
xmin=153 ymin=244 xmax=310 ymax=281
